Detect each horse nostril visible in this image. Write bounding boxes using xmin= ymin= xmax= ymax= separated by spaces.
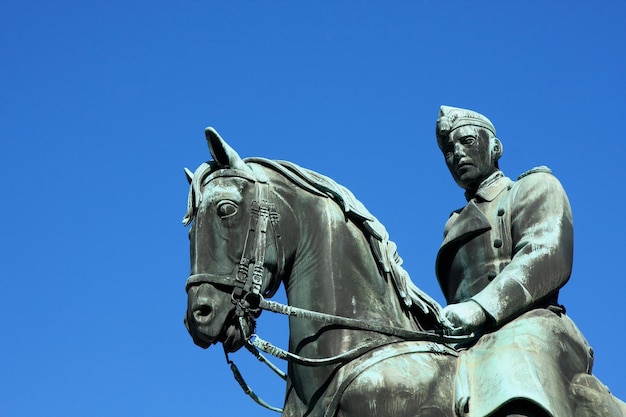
xmin=193 ymin=305 xmax=213 ymax=323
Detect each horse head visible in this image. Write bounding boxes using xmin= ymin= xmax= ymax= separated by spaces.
xmin=183 ymin=128 xmax=287 ymax=352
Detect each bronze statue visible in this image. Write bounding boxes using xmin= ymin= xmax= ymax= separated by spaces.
xmin=435 ymin=105 xmax=625 ymax=417
xmin=183 ymin=122 xmax=625 ymax=417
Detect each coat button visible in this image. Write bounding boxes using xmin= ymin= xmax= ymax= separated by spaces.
xmin=487 ymin=271 xmax=497 ymax=281
xmin=497 ymin=208 xmax=505 ymax=216
xmin=494 ymin=238 xmax=503 ymax=248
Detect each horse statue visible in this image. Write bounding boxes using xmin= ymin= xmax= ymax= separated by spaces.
xmin=183 ymin=128 xmax=626 ymax=417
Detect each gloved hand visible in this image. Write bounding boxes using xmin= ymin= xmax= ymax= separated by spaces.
xmin=443 ymin=300 xmax=487 ymax=335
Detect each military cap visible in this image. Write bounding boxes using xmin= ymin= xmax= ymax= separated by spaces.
xmin=436 ymin=105 xmax=496 ymax=140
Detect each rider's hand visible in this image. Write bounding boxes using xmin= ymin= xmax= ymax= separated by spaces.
xmin=443 ymin=300 xmax=487 ymax=335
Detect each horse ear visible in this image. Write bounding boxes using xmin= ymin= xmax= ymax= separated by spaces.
xmin=205 ymin=127 xmax=248 ymax=171
xmin=184 ymin=167 xmax=194 ymax=184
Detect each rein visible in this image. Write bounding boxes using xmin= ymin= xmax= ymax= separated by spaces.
xmin=258 ymin=298 xmax=474 ymax=345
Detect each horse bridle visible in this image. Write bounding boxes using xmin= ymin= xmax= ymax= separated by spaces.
xmin=184 ymin=166 xmax=289 ymax=412
xmin=185 ymin=166 xmax=284 ymax=311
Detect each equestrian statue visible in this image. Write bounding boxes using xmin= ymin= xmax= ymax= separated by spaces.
xmin=182 ymin=108 xmax=625 ymax=417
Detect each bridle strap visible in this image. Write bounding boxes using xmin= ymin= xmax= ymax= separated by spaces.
xmin=264 ymin=203 xmax=283 ymax=298
xmin=232 ymin=175 xmax=283 ymax=301
xmin=186 ymin=273 xmax=233 ymax=292
xmin=250 ymin=335 xmax=399 ymax=367
xmin=224 ymin=345 xmax=284 ymax=413
xmin=250 ymin=198 xmax=270 ymax=296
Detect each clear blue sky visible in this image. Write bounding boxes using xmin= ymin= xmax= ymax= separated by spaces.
xmin=1 ymin=2 xmax=625 ymax=416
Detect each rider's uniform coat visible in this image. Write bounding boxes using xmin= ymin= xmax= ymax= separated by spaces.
xmin=436 ymin=168 xmax=594 ymax=417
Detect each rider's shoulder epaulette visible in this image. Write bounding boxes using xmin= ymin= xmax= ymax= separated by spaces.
xmin=518 ymin=166 xmax=552 ymax=180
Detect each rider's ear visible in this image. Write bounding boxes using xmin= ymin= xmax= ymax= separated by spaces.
xmin=205 ymin=127 xmax=249 ymax=172
xmin=491 ymin=138 xmax=503 ymax=161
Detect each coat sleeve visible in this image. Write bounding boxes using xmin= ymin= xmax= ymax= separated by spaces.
xmin=471 ymin=172 xmax=574 ymax=325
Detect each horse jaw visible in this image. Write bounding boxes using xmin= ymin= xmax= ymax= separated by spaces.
xmin=221 ymin=322 xmax=248 ymax=353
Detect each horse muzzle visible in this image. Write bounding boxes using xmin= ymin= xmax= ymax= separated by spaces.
xmin=185 ymin=282 xmax=227 ymax=348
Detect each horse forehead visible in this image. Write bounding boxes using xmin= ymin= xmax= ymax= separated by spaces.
xmin=201 ymin=175 xmax=254 ymax=202
xmin=201 ymin=167 xmax=258 ymax=186
xmin=203 ymin=178 xmax=245 ymax=198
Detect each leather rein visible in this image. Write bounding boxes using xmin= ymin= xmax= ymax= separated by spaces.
xmin=185 ymin=167 xmax=471 ymax=413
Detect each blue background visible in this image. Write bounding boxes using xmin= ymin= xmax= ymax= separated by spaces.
xmin=2 ymin=2 xmax=624 ymax=416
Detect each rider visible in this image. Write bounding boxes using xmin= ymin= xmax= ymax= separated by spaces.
xmin=434 ymin=105 xmax=594 ymax=417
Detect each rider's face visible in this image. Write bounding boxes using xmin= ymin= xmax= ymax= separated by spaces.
xmin=440 ymin=126 xmax=499 ymax=190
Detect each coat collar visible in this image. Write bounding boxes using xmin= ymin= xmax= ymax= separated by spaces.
xmin=440 ymin=200 xmax=491 ymax=248
xmin=464 ymin=171 xmax=513 ymax=202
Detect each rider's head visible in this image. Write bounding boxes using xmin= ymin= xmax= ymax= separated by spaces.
xmin=436 ymin=105 xmax=503 ymax=191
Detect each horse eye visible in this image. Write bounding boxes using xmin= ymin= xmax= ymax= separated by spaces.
xmin=217 ymin=201 xmax=238 ymax=218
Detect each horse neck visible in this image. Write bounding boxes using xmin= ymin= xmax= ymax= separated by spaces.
xmin=278 ymin=189 xmax=417 ymax=355
xmin=265 ymin=170 xmax=422 ymax=409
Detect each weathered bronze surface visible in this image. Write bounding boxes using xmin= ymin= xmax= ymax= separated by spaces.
xmin=183 ymin=119 xmax=626 ymax=417
xmin=435 ymin=105 xmax=625 ymax=417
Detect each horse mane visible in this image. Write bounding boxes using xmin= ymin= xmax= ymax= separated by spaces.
xmin=246 ymin=158 xmax=378 ymax=228
xmin=182 ymin=157 xmax=446 ymax=330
